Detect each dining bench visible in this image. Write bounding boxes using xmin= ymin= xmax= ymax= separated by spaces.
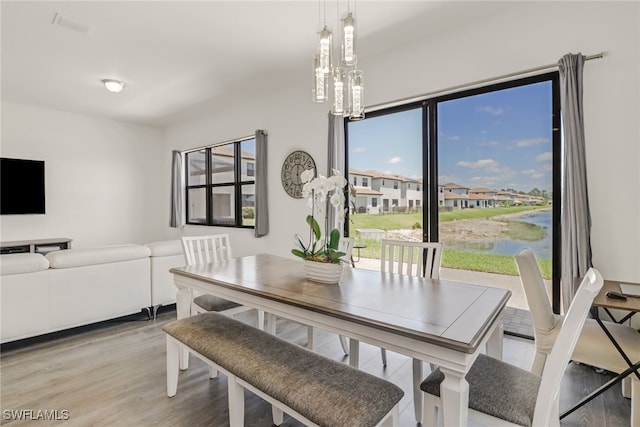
xmin=163 ymin=312 xmax=404 ymax=427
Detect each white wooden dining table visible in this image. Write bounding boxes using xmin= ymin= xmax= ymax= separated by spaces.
xmin=171 ymin=253 xmax=510 ymax=426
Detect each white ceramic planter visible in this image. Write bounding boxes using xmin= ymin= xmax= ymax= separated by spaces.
xmin=304 ymin=260 xmax=344 ymax=284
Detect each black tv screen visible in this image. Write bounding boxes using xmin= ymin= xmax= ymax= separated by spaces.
xmin=1 ymin=157 xmax=46 ymax=215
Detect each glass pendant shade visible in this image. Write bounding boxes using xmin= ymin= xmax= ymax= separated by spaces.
xmin=341 ymin=13 xmax=357 ymax=66
xmin=312 ymin=55 xmax=328 ymax=103
xmin=332 ymin=68 xmax=346 ymax=115
xmin=318 ymin=26 xmax=333 ymax=74
xmin=348 ymin=69 xmax=364 ymax=120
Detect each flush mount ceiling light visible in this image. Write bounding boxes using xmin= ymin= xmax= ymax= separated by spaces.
xmin=312 ymin=0 xmax=364 ymax=120
xmin=102 ymin=79 xmax=126 ymax=93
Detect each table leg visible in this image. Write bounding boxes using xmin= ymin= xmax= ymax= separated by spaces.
xmin=486 ymin=320 xmax=504 ymax=360
xmin=413 ymin=358 xmax=423 ymax=422
xmin=439 ymin=367 xmax=470 ymax=427
xmin=349 ymin=338 xmax=360 ymax=367
xmin=265 ymin=313 xmax=277 ymax=335
xmin=175 ymin=284 xmax=192 ymax=370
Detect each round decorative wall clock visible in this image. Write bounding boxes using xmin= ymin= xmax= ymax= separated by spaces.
xmin=281 ymin=150 xmax=316 ymax=198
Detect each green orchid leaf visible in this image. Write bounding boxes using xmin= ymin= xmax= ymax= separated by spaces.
xmin=291 ymin=249 xmax=306 ymax=258
xmin=328 ymin=228 xmax=340 ymax=250
xmin=294 ymin=234 xmax=308 ymax=252
xmin=306 ymin=215 xmax=321 ymax=241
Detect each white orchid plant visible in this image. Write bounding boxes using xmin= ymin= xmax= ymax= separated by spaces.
xmin=292 ymin=169 xmax=348 ymax=264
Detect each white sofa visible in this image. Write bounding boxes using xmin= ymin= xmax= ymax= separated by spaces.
xmin=0 ymin=240 xmax=185 ymax=344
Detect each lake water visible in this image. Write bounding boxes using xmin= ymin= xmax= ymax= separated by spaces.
xmin=446 ymin=210 xmax=553 ymax=259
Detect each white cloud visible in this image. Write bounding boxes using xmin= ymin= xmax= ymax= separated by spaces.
xmin=387 ymin=156 xmax=402 ymax=164
xmin=521 ymin=169 xmax=537 ymax=175
xmin=477 ymin=106 xmax=504 ymax=116
xmin=446 ymin=135 xmax=461 ymax=141
xmin=516 ymin=137 xmax=548 ymax=147
xmin=536 ymin=151 xmax=553 ymax=162
xmin=457 ymin=158 xmax=498 ymax=169
xmin=352 ymin=147 xmax=367 ymax=153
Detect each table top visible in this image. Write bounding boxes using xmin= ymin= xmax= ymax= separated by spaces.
xmin=593 ymin=280 xmax=640 ymax=312
xmin=171 ymin=253 xmax=511 ymax=354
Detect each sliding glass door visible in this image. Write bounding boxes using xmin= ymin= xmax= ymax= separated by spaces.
xmin=346 ymin=73 xmax=561 ymax=327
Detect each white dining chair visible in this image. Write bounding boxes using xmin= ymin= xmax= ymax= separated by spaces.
xmin=348 ymin=239 xmax=441 ymax=423
xmin=181 ymin=234 xmax=264 ymax=375
xmin=307 ymin=237 xmax=354 ymax=354
xmin=421 ymin=267 xmax=604 ymax=427
xmin=516 ymin=248 xmax=640 ymax=422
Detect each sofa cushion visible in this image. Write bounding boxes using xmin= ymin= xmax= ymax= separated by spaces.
xmin=145 ymin=240 xmax=183 ymax=257
xmin=46 ymin=244 xmax=151 ymax=269
xmin=0 ymin=253 xmax=50 ymax=276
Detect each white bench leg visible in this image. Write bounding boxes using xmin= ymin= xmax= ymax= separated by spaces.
xmin=272 ymin=406 xmax=284 ymax=425
xmin=227 ymin=375 xmax=245 ymax=427
xmin=166 ymin=336 xmax=179 ymax=397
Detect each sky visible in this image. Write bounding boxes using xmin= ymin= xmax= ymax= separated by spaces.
xmin=347 ymin=80 xmax=554 ymax=193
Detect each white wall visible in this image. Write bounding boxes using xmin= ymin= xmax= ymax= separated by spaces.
xmin=161 ymin=1 xmax=639 ymax=282
xmin=0 ymin=102 xmax=165 ymax=248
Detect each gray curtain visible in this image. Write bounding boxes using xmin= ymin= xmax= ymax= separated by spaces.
xmin=169 ymin=150 xmax=184 ymax=228
xmin=327 ymin=113 xmax=346 ymax=230
xmin=254 ymin=129 xmax=269 ymax=237
xmin=559 ymin=53 xmax=592 ymax=310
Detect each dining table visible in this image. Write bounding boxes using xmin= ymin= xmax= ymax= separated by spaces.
xmin=170 ymin=253 xmax=511 ymax=426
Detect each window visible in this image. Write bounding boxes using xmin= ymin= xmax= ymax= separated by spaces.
xmin=353 ymin=176 xmax=357 ymax=186
xmin=362 ymin=177 xmax=368 ymax=187
xmin=393 ymin=182 xmax=398 ymax=190
xmin=372 ymin=198 xmax=378 ymax=207
xmin=185 ymin=136 xmax=256 ymax=228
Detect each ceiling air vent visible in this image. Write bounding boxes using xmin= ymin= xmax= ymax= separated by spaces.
xmin=51 ymin=13 xmax=94 ymax=35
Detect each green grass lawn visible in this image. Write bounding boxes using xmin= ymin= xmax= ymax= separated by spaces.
xmin=348 ymin=206 xmax=552 ymax=279
xmin=348 ymin=205 xmax=546 ymax=231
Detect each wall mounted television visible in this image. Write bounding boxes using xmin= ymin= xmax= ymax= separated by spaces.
xmin=1 ymin=157 xmax=46 ymax=215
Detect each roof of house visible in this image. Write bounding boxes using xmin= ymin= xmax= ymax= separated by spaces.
xmin=443 ymin=182 xmax=469 ymax=190
xmin=469 ymin=187 xmax=496 ymax=194
xmin=353 ymin=187 xmax=384 ymax=196
xmin=443 ymin=190 xmax=469 ymax=200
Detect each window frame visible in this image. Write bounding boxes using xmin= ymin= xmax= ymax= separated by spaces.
xmin=184 ymin=136 xmax=256 ymax=228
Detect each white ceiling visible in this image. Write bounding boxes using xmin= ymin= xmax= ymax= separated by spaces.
xmin=1 ymin=1 xmax=504 ymax=127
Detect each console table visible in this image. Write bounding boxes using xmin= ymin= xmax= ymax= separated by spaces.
xmin=0 ymin=238 xmax=72 ymax=255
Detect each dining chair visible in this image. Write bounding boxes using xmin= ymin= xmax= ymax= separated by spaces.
xmin=379 ymin=239 xmax=443 ymax=365
xmin=516 ymin=248 xmax=640 ymax=417
xmin=421 ymin=267 xmax=604 ymax=427
xmin=347 ymin=239 xmax=441 ymax=423
xmin=307 ymin=237 xmax=354 ymax=354
xmin=181 ymin=234 xmax=264 ymax=375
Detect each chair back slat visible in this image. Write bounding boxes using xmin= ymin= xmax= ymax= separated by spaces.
xmin=532 ymin=268 xmax=603 ymax=426
xmin=379 ymin=240 xmax=442 ymax=279
xmin=338 ymin=237 xmax=355 ymax=263
xmin=181 ymin=234 xmax=232 ymax=266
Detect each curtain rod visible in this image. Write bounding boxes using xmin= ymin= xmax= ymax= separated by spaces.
xmin=366 ymin=51 xmax=607 ymax=113
xmin=181 ymin=133 xmax=256 ymax=155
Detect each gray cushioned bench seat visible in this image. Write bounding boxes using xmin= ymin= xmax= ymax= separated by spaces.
xmin=163 ymin=312 xmax=404 ymax=427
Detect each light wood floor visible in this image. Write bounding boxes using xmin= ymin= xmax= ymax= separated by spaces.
xmin=0 ymin=307 xmax=631 ymax=426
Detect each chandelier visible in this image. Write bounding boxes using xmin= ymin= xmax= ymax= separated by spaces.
xmin=312 ymin=1 xmax=364 ymax=120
